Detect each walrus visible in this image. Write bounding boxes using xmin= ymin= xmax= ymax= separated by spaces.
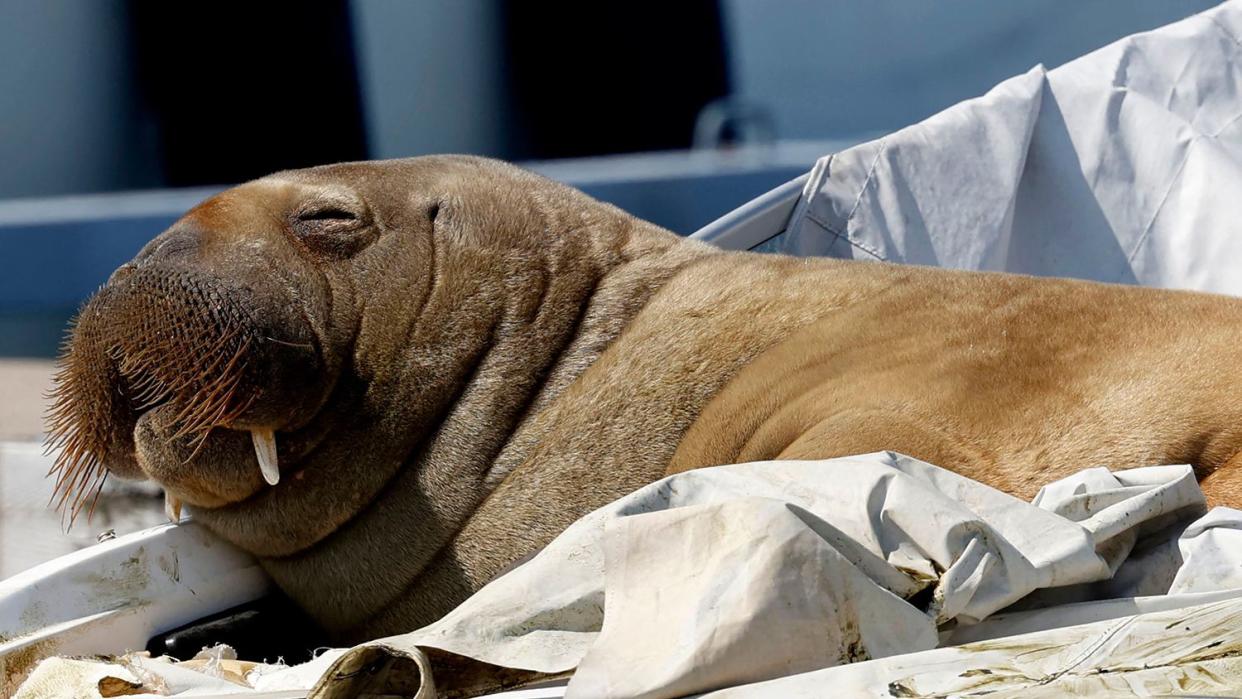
xmin=46 ymin=155 xmax=1242 ymax=642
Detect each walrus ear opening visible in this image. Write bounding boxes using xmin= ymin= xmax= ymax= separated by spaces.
xmin=290 ymin=197 xmax=376 ymax=258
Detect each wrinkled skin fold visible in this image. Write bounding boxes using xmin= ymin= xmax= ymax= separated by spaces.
xmin=47 ymin=155 xmax=1242 ymax=641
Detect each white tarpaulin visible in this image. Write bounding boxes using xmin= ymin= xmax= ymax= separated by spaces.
xmin=28 ymin=454 xmax=1242 ymax=698
xmin=303 ymin=456 xmax=1242 ymax=699
xmin=761 ymin=0 xmax=1242 ymax=296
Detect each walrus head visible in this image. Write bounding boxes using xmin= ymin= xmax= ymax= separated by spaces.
xmin=48 ymin=156 xmax=704 ymax=633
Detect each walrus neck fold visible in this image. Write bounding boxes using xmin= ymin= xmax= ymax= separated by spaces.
xmin=258 ymin=217 xmax=720 ymax=633
xmin=484 ymin=220 xmax=721 ymax=487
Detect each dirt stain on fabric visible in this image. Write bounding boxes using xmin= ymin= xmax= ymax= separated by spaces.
xmin=74 ymin=548 xmax=151 ymax=607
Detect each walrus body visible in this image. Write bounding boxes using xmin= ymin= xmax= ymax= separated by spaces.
xmin=48 ymin=156 xmax=1242 ymax=640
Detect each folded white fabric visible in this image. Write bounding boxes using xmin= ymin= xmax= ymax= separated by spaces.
xmin=1171 ymin=507 xmax=1242 ymax=594
xmin=19 ymin=453 xmax=1242 ymax=698
xmin=308 ymin=452 xmax=1219 ymax=699
xmin=706 ymin=595 xmax=1242 ymax=698
xmin=769 ymin=0 xmax=1242 ymax=296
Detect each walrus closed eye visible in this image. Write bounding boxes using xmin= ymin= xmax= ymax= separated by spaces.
xmin=46 ymin=155 xmax=1242 ymax=642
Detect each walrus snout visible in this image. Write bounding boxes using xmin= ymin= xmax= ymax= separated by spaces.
xmin=47 ymin=251 xmax=325 ymax=517
xmin=134 ymin=406 xmax=265 ymax=508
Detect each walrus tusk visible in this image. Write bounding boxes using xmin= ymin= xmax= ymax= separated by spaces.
xmin=252 ymin=428 xmax=280 ymax=486
xmin=164 ymin=491 xmax=182 ymax=523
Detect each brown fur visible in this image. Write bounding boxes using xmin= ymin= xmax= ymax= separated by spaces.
xmin=48 ymin=155 xmax=1242 ymax=642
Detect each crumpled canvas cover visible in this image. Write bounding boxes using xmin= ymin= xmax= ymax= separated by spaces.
xmin=301 ymin=455 xmax=1242 ymax=699
xmin=764 ymin=0 xmax=1242 ymax=297
xmin=27 ymin=454 xmax=1242 ymax=698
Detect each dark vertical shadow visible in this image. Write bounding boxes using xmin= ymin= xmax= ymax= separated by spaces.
xmin=1007 ymin=87 xmax=1139 ymax=284
xmin=125 ymin=0 xmax=368 ymax=186
xmin=872 ymin=155 xmax=941 ymax=267
xmin=500 ymin=0 xmax=730 ymax=160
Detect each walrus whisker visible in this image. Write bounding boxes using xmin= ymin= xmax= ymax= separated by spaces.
xmin=56 ymin=439 xmax=98 ymax=493
xmin=84 ymin=470 xmax=108 ymax=520
xmin=50 ymin=439 xmax=105 ymax=501
xmin=62 ymin=473 xmax=103 ymax=527
xmin=170 ymin=378 xmax=231 ymax=436
xmin=45 ymin=310 xmax=259 ymax=524
xmin=48 ymin=466 xmax=77 ymax=503
xmin=51 ymin=452 xmax=99 ymax=520
xmin=48 ymin=432 xmax=91 ymax=495
xmin=179 ymin=383 xmax=243 ymax=463
xmin=67 ymin=469 xmax=108 ymax=526
xmin=262 ymin=336 xmax=315 ymax=350
xmin=166 ymin=328 xmax=246 ymax=388
xmin=158 ymin=336 xmax=251 ymax=439
xmin=45 ymin=363 xmax=110 ymax=499
xmin=170 ymin=371 xmax=247 ymax=442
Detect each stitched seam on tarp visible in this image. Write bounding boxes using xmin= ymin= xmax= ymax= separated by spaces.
xmin=1125 ymin=138 xmax=1193 ymax=270
xmin=802 ymin=209 xmax=886 ymax=261
xmin=1209 ymin=14 xmax=1242 ymax=49
xmin=843 ymin=139 xmax=888 ymax=225
xmin=804 ymin=139 xmax=889 ymax=261
xmin=1205 ymin=15 xmax=1242 ymax=138
xmin=1124 ymin=12 xmax=1242 ymax=273
xmin=1122 ymin=13 xmax=1241 ymax=271
xmin=1210 ymin=110 xmax=1242 ymax=137
xmin=783 ymin=154 xmax=833 ymax=240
